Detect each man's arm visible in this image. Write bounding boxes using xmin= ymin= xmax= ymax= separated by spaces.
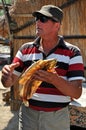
xmin=52 ymin=75 xmax=82 ymax=99
xmin=33 ymin=70 xmax=82 ymax=99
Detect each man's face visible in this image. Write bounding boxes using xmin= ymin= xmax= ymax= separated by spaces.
xmin=35 ymin=15 xmax=59 ymax=37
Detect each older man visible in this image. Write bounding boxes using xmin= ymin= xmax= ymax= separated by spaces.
xmin=1 ymin=5 xmax=84 ymax=130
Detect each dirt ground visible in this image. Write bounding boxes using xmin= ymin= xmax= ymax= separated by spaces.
xmin=0 ymin=71 xmax=19 ymax=130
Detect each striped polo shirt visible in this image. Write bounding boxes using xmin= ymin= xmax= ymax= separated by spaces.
xmin=13 ymin=36 xmax=85 ymax=111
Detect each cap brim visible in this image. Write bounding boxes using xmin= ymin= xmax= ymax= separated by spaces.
xmin=32 ymin=11 xmax=52 ymax=18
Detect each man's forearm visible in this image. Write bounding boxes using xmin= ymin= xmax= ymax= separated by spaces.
xmin=53 ymin=76 xmax=82 ymax=99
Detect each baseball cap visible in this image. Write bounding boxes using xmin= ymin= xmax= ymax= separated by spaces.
xmin=32 ymin=5 xmax=63 ymax=23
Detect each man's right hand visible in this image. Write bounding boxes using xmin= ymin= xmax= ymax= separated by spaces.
xmin=1 ymin=62 xmax=20 ymax=88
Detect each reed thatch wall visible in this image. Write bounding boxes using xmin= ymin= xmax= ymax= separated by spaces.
xmin=4 ymin=0 xmax=85 ymax=100
xmin=11 ymin=0 xmax=86 ymax=64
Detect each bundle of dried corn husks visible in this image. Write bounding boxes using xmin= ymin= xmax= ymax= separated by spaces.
xmin=19 ymin=59 xmax=57 ymax=106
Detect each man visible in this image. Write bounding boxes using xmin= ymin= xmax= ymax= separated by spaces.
xmin=1 ymin=5 xmax=85 ymax=130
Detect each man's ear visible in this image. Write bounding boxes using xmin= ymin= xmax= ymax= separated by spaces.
xmin=56 ymin=22 xmax=61 ymax=31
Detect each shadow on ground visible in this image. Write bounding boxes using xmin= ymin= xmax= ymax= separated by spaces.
xmin=2 ymin=110 xmax=19 ymax=130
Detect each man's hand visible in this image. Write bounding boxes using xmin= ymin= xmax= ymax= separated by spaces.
xmin=1 ymin=62 xmax=20 ymax=87
xmin=33 ymin=69 xmax=57 ymax=84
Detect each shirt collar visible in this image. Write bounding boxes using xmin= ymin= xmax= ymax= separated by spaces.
xmin=33 ymin=35 xmax=66 ymax=49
